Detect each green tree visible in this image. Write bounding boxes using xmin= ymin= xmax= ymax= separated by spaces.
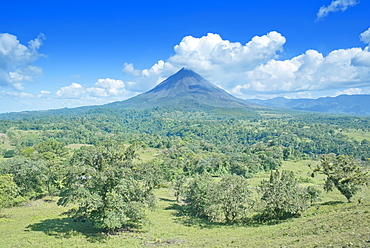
xmin=310 ymin=154 xmax=369 ymax=202
xmin=185 ymin=175 xmax=218 ymax=221
xmin=216 ymin=175 xmax=251 ymax=224
xmin=0 ymin=174 xmax=24 ymax=209
xmin=185 ymin=174 xmax=252 ymax=223
xmin=0 ymin=156 xmax=48 ymax=199
xmin=58 ymin=142 xmax=155 ymax=232
xmin=3 ymin=150 xmax=16 ymax=158
xmin=258 ymin=170 xmax=312 ymax=220
xmin=34 ymin=140 xmax=68 ymax=157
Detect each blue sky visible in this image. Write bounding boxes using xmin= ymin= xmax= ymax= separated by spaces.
xmin=0 ymin=0 xmax=370 ymax=113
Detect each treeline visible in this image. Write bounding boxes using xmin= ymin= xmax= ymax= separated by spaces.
xmin=1 ymin=107 xmax=370 ymax=161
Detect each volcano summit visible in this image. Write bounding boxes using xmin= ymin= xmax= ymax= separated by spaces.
xmin=109 ymin=68 xmax=256 ymax=110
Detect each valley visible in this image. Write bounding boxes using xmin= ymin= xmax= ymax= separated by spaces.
xmin=0 ymin=69 xmax=369 ymax=247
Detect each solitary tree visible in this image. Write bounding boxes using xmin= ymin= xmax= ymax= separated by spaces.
xmin=58 ymin=142 xmax=155 ymax=232
xmin=310 ymin=154 xmax=369 ymax=202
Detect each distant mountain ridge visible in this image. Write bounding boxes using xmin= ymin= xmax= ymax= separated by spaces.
xmin=1 ymin=68 xmax=369 ymax=118
xmin=106 ymin=68 xmax=259 ymax=110
xmin=248 ymin=94 xmax=370 ymax=115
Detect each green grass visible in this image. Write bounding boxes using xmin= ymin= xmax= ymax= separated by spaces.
xmin=65 ymin=144 xmax=93 ymax=149
xmin=343 ymin=131 xmax=370 ymax=142
xmin=0 ymin=133 xmax=12 ymax=151
xmin=65 ymin=144 xmax=160 ymax=163
xmin=1 ymin=160 xmax=370 ymax=247
xmin=248 ymin=160 xmax=320 ymax=187
xmin=137 ymin=147 xmax=161 ymax=162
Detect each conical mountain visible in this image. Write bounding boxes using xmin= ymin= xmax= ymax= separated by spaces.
xmin=108 ymin=68 xmax=257 ymax=109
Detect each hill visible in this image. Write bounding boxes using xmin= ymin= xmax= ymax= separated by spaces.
xmin=249 ymin=94 xmax=370 ymax=115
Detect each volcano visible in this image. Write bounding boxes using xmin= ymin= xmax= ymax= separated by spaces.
xmin=108 ymin=68 xmax=257 ymax=110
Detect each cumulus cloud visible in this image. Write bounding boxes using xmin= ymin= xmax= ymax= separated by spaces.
xmin=317 ymin=0 xmax=359 ymax=19
xmin=351 ymin=49 xmax=370 ymax=67
xmin=335 ymin=88 xmax=363 ymax=96
xmin=55 ymin=78 xmax=137 ymax=104
xmin=0 ymin=33 xmax=44 ymax=90
xmin=123 ymin=29 xmax=370 ymax=100
xmin=238 ymin=47 xmax=364 ymax=95
xmin=122 ymin=32 xmax=286 ymax=92
xmin=360 ymin=27 xmax=370 ymax=44
xmin=56 ymin=83 xmax=84 ymax=99
xmin=1 ymin=90 xmax=34 ymax=98
xmin=350 ymin=28 xmax=370 ymax=67
xmin=37 ymin=90 xmax=51 ymax=98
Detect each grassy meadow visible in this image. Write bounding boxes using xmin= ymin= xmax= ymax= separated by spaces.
xmin=342 ymin=130 xmax=370 ymax=142
xmin=1 ymin=160 xmax=369 ymax=248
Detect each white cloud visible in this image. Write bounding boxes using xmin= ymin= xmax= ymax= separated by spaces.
xmin=335 ymin=88 xmax=362 ymax=96
xmin=123 ymin=32 xmax=286 ymax=92
xmin=122 ymin=63 xmax=140 ymax=77
xmin=56 ymin=83 xmax=84 ymax=99
xmin=1 ymin=90 xmax=34 ymax=98
xmin=237 ymin=47 xmax=364 ymax=95
xmin=122 ymin=29 xmax=370 ymax=100
xmin=37 ymin=90 xmax=51 ymax=98
xmin=86 ymin=78 xmax=131 ymax=97
xmin=350 ymin=28 xmax=370 ymax=67
xmin=0 ymin=33 xmax=44 ymax=90
xmin=55 ymin=78 xmax=138 ymax=107
xmin=360 ymin=27 xmax=370 ymax=44
xmin=317 ymin=0 xmax=359 ymax=19
xmin=170 ymin=31 xmax=285 ymax=71
xmin=351 ymin=49 xmax=370 ymax=67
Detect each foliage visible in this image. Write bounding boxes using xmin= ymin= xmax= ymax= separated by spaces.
xmin=3 ymin=149 xmax=16 ymax=158
xmin=0 ymin=174 xmax=24 ymax=209
xmin=1 ymin=186 xmax=370 ymax=247
xmin=216 ymin=175 xmax=252 ymax=223
xmin=0 ymin=156 xmax=49 ymax=199
xmin=184 ymin=174 xmax=251 ymax=223
xmin=57 ymin=142 xmax=155 ymax=232
xmin=34 ymin=140 xmax=68 ymax=157
xmin=310 ymin=154 xmax=369 ymax=202
xmin=184 ymin=174 xmax=217 ymax=220
xmin=258 ymin=170 xmax=314 ymax=220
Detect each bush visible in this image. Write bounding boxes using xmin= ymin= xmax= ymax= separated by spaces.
xmin=258 ymin=170 xmax=314 ymax=220
xmin=3 ymin=150 xmax=16 ymax=158
xmin=0 ymin=174 xmax=24 ymax=208
xmin=185 ymin=174 xmax=251 ymax=223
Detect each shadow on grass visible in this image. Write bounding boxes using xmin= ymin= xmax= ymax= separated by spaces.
xmin=159 ymin=197 xmax=176 ymax=202
xmin=165 ymin=203 xmax=299 ymax=229
xmin=320 ymin=201 xmax=344 ymax=206
xmin=26 ymin=217 xmax=107 ymax=243
xmin=165 ymin=203 xmax=230 ymax=229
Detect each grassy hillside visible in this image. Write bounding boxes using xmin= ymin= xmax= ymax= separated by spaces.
xmin=343 ymin=130 xmax=370 ymax=142
xmin=1 ymin=160 xmax=369 ymax=248
xmin=0 ymin=133 xmax=12 ymax=151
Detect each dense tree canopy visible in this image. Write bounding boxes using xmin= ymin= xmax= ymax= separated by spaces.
xmin=58 ymin=142 xmax=155 ymax=231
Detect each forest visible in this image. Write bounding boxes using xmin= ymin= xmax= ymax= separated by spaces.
xmin=0 ymin=106 xmax=369 ymax=247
